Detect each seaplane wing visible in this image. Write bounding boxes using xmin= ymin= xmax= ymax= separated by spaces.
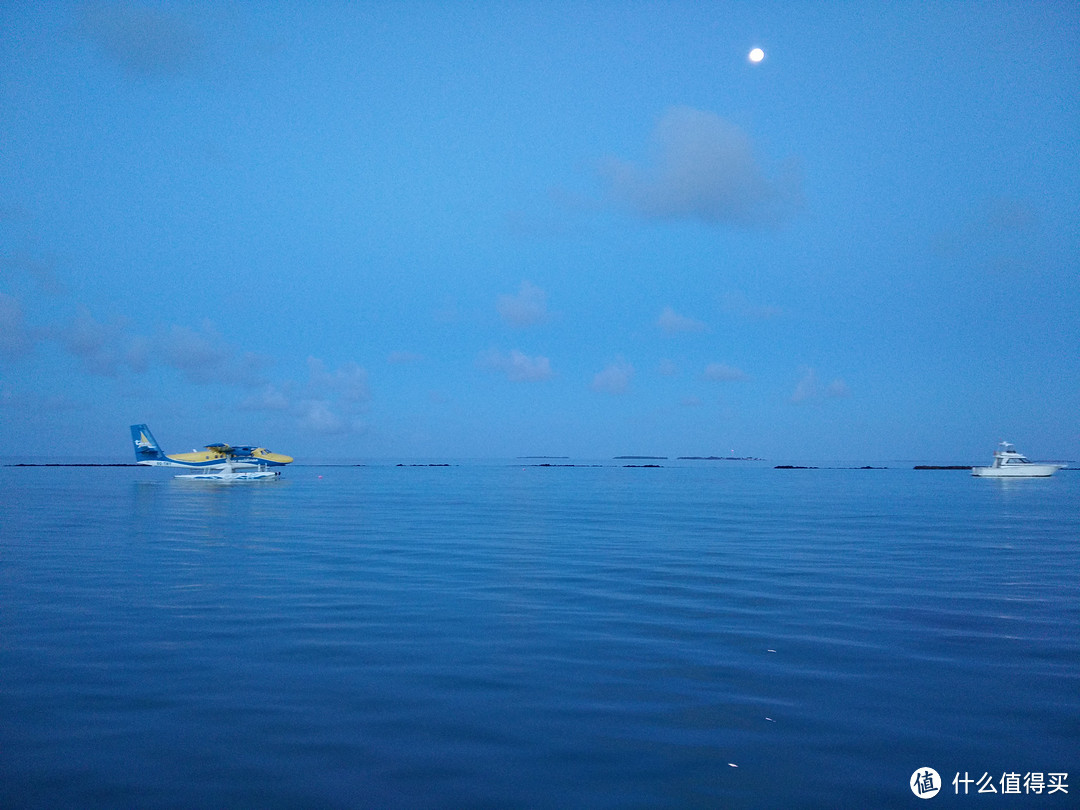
xmin=130 ymin=425 xmax=293 ymax=473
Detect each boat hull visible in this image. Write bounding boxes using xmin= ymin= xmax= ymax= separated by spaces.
xmin=971 ymin=465 xmax=1061 ymax=478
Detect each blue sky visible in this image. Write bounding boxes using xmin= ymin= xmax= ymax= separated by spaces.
xmin=2 ymin=1 xmax=1077 ymax=462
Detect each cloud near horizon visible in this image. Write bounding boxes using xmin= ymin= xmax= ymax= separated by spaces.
xmin=242 ymin=357 xmax=371 ymax=436
xmin=598 ymin=107 xmax=802 ymax=227
xmin=657 ymin=306 xmax=707 ymax=334
xmin=78 ymin=0 xmax=207 ymax=77
xmin=479 ymin=348 xmax=553 ymax=382
xmin=703 ymin=362 xmax=748 ymax=382
xmin=305 ymin=357 xmax=369 ymax=403
xmin=43 ymin=308 xmax=268 ymax=386
xmin=2 ymin=286 xmax=375 ymax=437
xmin=160 ymin=321 xmax=272 ymax=387
xmin=296 ymin=399 xmax=366 ymax=436
xmin=297 ymin=357 xmax=370 ymax=434
xmin=240 ymin=383 xmax=292 ymax=413
xmin=591 ymin=359 xmax=634 ymax=395
xmin=59 ymin=308 xmax=148 ymax=376
xmin=497 ymin=281 xmax=549 ymax=328
xmin=722 ymin=291 xmax=784 ymax=321
xmin=0 ymin=293 xmax=34 ymax=360
xmin=792 ymin=367 xmax=851 ymax=403
xmin=387 ymin=350 xmax=425 ymax=365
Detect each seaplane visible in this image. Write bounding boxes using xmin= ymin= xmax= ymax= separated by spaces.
xmin=130 ymin=424 xmax=293 ymax=481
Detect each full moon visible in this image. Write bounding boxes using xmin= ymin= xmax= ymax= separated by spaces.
xmin=748 ymin=47 xmax=765 ymax=63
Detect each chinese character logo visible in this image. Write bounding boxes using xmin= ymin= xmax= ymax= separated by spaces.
xmin=951 ymin=770 xmax=1068 ymax=796
xmin=911 ymin=767 xmax=941 ymax=799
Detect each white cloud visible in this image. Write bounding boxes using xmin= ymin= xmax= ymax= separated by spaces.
xmin=480 ymin=349 xmax=553 ymax=382
xmin=160 ymin=321 xmax=232 ymax=383
xmin=298 ymin=400 xmax=352 ymax=435
xmin=657 ymin=358 xmax=679 ymax=376
xmin=599 ymin=106 xmax=802 ymax=227
xmin=232 ymin=352 xmax=274 ymax=388
xmin=154 ymin=321 xmax=271 ymax=387
xmin=306 ymin=357 xmax=369 ymax=402
xmin=722 ymin=291 xmax=783 ymax=321
xmin=0 ymin=251 xmax=65 ymax=296
xmin=0 ymin=385 xmax=80 ymax=414
xmin=792 ymin=367 xmax=851 ymax=403
xmin=657 ymin=306 xmax=707 ymax=334
xmin=16 ymin=302 xmax=281 ymax=389
xmin=0 ymin=293 xmax=34 ymax=359
xmin=240 ymin=384 xmax=292 ymax=412
xmin=591 ymin=359 xmax=634 ymax=395
xmin=239 ymin=359 xmax=371 ymax=436
xmin=985 ymin=196 xmax=1036 ymax=233
xmin=44 ymin=309 xmax=274 ymax=388
xmin=703 ymin=362 xmax=747 ymax=382
xmin=59 ymin=309 xmax=146 ymax=376
xmin=826 ymin=378 xmax=851 ymax=399
xmin=78 ymin=1 xmax=206 ymax=77
xmin=791 ymin=367 xmax=818 ymax=403
xmin=387 ymin=350 xmax=425 ymax=365
xmin=497 ymin=281 xmax=549 ymax=328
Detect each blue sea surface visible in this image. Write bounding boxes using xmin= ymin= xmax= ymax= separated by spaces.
xmin=2 ymin=462 xmax=1077 ymax=808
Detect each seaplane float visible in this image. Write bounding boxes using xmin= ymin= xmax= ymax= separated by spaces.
xmin=130 ymin=424 xmax=293 ymax=481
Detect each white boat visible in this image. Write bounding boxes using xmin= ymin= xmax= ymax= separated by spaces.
xmin=971 ymin=442 xmax=1063 ymax=478
xmin=174 ymin=464 xmax=280 ymax=482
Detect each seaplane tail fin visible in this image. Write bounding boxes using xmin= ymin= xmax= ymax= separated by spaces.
xmin=130 ymin=424 xmax=168 ymax=464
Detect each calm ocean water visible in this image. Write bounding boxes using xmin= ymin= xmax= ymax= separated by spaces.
xmin=1 ymin=462 xmax=1077 ymax=808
